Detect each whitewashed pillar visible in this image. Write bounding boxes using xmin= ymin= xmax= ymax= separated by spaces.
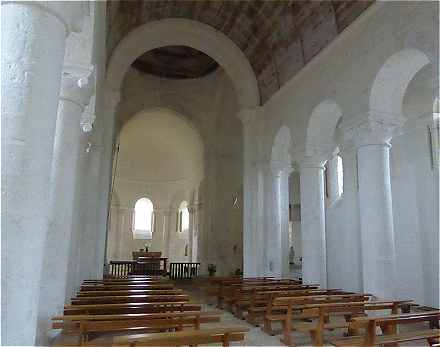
xmin=344 ymin=112 xmax=404 ymax=298
xmin=188 ymin=206 xmax=195 ymax=262
xmin=267 ymin=161 xmax=292 ymax=278
xmin=237 ymin=107 xmax=264 ymax=277
xmin=334 ymin=136 xmax=363 ymax=292
xmin=300 ymin=156 xmax=327 ymax=287
xmin=1 ymin=2 xmax=85 ymax=345
xmin=192 ymin=203 xmax=200 ymax=262
xmin=37 ymin=68 xmax=93 ymax=344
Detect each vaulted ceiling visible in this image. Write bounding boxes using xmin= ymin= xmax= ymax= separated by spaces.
xmin=107 ymin=0 xmax=373 ymax=103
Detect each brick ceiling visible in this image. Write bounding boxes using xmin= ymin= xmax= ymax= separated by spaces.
xmin=107 ymin=0 xmax=373 ymax=103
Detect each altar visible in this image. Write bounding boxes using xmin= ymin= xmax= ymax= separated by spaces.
xmin=131 ymin=251 xmax=167 ymax=276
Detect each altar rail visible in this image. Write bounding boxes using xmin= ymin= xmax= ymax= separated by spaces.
xmin=108 ymin=259 xmax=167 ymax=278
xmin=169 ymin=263 xmax=200 ymax=279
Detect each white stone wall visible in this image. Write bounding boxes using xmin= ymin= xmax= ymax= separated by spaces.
xmin=253 ymin=1 xmax=438 ymax=305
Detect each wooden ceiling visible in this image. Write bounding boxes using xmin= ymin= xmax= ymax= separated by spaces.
xmin=107 ymin=0 xmax=373 ymax=102
xmin=132 ymin=46 xmax=219 ymax=79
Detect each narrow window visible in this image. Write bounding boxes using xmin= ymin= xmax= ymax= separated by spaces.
xmin=337 ymin=155 xmax=344 ymax=196
xmin=178 ymin=201 xmax=190 ymax=232
xmin=133 ymin=197 xmax=154 ymax=239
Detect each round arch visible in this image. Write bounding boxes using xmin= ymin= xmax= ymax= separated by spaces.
xmin=305 ymin=99 xmax=343 ymax=157
xmin=370 ymin=48 xmax=430 ymax=117
xmin=106 ymin=18 xmax=260 ymax=109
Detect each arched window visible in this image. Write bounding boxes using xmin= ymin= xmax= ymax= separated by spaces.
xmin=133 ymin=197 xmax=154 ymax=239
xmin=178 ymin=201 xmax=190 ymax=233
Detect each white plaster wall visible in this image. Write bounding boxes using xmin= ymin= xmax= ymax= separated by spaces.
xmin=106 ymin=68 xmax=243 ymax=275
xmin=257 ymin=1 xmax=438 ymax=304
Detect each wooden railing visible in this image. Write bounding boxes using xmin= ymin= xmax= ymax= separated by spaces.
xmin=169 ymin=263 xmax=200 ymax=279
xmin=108 ymin=259 xmax=167 ymax=278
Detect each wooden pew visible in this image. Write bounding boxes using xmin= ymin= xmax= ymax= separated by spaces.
xmin=80 ymin=284 xmax=174 ymax=291
xmin=53 ymin=311 xmax=222 ymax=344
xmin=64 ymin=302 xmax=201 ymax=316
xmin=71 ymin=294 xmax=190 ymax=305
xmin=244 ymin=288 xmax=346 ymax=327
xmin=225 ymin=284 xmax=319 ymax=314
xmin=83 ymin=279 xmax=167 ymax=285
xmin=108 ymin=326 xmax=250 ymax=347
xmin=329 ymin=311 xmax=440 ymax=347
xmin=77 ymin=289 xmax=183 ymax=297
xmin=262 ymin=292 xmax=361 ymax=335
xmin=206 ymin=277 xmax=278 ymax=298
xmin=216 ymin=279 xmax=301 ymax=309
xmin=273 ymin=298 xmax=413 ymax=346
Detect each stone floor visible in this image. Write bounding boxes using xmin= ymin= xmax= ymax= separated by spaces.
xmin=53 ymin=279 xmax=433 ymax=346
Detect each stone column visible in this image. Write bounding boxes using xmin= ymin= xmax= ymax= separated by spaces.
xmin=300 ymin=156 xmax=327 ymax=287
xmin=37 ymin=68 xmax=93 ymax=344
xmin=343 ymin=112 xmax=403 ymax=298
xmin=237 ymin=107 xmax=264 ymax=277
xmin=1 ymin=2 xmax=85 ymax=345
xmin=334 ymin=138 xmax=363 ymax=292
xmin=192 ymin=203 xmax=200 ymax=262
xmin=267 ymin=161 xmax=292 ymax=278
xmin=188 ymin=206 xmax=195 ymax=262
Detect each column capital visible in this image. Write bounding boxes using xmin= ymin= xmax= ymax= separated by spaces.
xmin=337 ymin=110 xmax=405 ymax=148
xmin=237 ymin=106 xmax=264 ymax=126
xmin=299 ymin=156 xmax=326 ymax=170
xmin=270 ymin=159 xmax=293 ymax=177
xmin=3 ymin=1 xmax=89 ymax=34
xmin=60 ymin=67 xmax=94 ymax=110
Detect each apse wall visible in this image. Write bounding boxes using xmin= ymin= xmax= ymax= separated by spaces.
xmin=257 ymin=1 xmax=438 ymax=306
xmin=108 ymin=68 xmax=244 ymax=275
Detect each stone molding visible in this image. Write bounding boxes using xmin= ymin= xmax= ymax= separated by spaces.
xmin=3 ymin=1 xmax=88 ymax=34
xmin=103 ymin=89 xmax=122 ymax=112
xmin=338 ymin=110 xmax=406 ymax=148
xmin=60 ymin=67 xmax=94 ymax=110
xmin=237 ymin=106 xmax=264 ymax=126
xmin=80 ymin=111 xmax=96 ymax=133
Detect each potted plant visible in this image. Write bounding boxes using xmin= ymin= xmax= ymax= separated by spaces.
xmin=207 ymin=263 xmax=217 ymax=277
xmin=234 ymin=268 xmax=243 ymax=276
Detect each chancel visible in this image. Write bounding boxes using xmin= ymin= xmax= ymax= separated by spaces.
xmin=2 ymin=1 xmax=439 ymax=346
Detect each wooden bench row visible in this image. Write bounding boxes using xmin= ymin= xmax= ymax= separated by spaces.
xmin=54 ymin=275 xmax=250 ymax=346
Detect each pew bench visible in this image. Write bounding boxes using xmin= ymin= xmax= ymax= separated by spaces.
xmin=108 ymin=326 xmax=250 ymax=347
xmin=226 ymin=284 xmax=320 ymax=316
xmin=71 ymin=294 xmax=190 ymax=305
xmin=77 ymin=289 xmax=183 ymax=297
xmin=64 ymin=302 xmax=201 ymax=316
xmin=246 ymin=289 xmax=345 ymax=329
xmin=216 ymin=279 xmax=300 ymax=309
xmin=53 ymin=311 xmax=222 ymax=344
xmin=263 ymin=294 xmax=367 ymax=336
xmin=276 ymin=300 xmax=414 ymax=347
xmin=329 ymin=311 xmax=440 ymax=347
xmin=80 ymin=283 xmax=174 ymax=291
xmin=80 ymin=284 xmax=174 ymax=291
